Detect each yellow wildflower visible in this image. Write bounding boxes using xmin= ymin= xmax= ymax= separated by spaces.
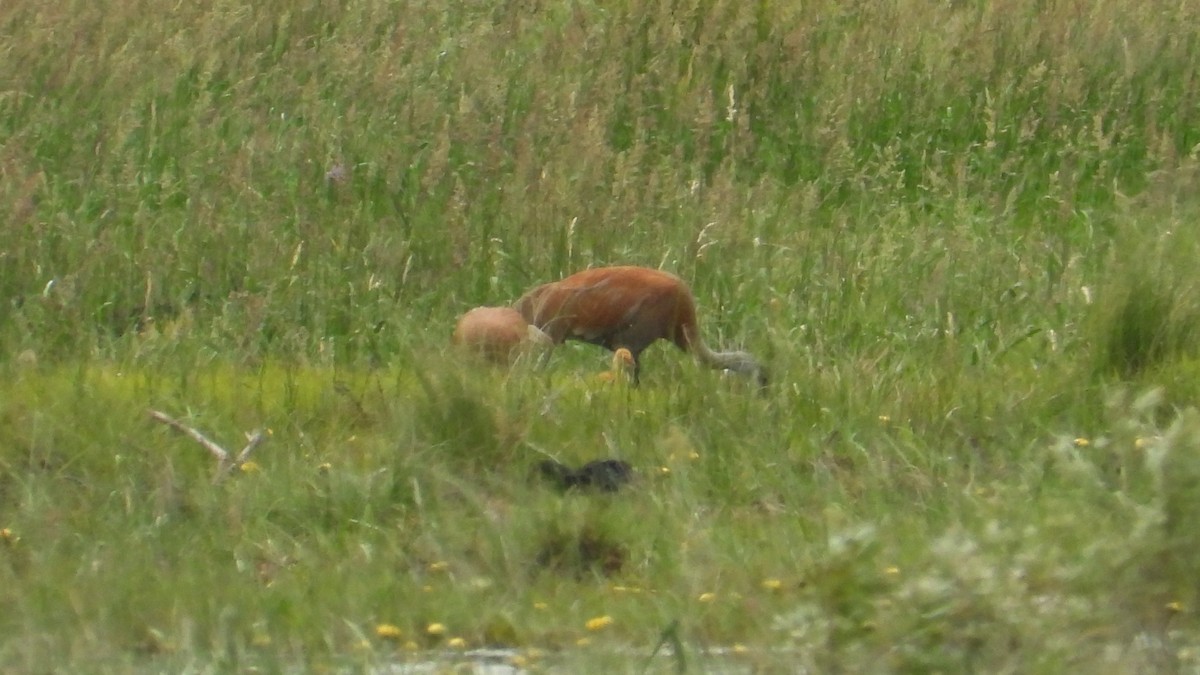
xmin=251 ymin=633 xmax=272 ymax=647
xmin=239 ymin=460 xmax=262 ymax=473
xmin=761 ymin=578 xmax=783 ymax=592
xmin=1073 ymin=437 xmax=1090 ymax=448
xmin=375 ymin=624 xmax=403 ymax=640
xmin=426 ymin=623 xmax=446 ymax=636
xmin=585 ymin=616 xmax=614 ymax=631
xmin=698 ymin=592 xmax=717 ymax=603
xmin=447 ymin=637 xmax=467 ymax=649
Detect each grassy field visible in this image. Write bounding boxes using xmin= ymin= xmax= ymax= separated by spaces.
xmin=4 ymin=0 xmax=1200 ymax=671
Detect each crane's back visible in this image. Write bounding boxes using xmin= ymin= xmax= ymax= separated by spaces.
xmin=514 ymin=266 xmax=698 ymax=355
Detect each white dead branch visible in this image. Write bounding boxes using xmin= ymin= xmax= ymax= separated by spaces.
xmin=148 ymin=409 xmax=267 ymax=484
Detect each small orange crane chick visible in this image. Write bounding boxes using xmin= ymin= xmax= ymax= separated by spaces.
xmin=596 ymin=348 xmax=636 ymax=385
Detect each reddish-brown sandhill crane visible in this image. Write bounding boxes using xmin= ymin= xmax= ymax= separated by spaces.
xmin=452 ymin=306 xmax=552 ymax=365
xmin=514 ymin=266 xmax=766 ymax=386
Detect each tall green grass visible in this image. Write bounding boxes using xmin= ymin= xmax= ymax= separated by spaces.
xmin=4 ymin=0 xmax=1199 ymax=361
xmin=4 ymin=0 xmax=1200 ymax=671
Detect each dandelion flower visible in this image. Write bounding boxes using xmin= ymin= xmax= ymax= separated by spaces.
xmin=1073 ymin=437 xmax=1090 ymax=448
xmin=878 ymin=415 xmax=891 ymax=423
xmin=659 ymin=466 xmax=671 ymax=475
xmin=375 ymin=624 xmax=403 ymax=640
xmin=447 ymin=637 xmax=467 ymax=649
xmin=0 ymin=528 xmax=15 ymax=543
xmin=239 ymin=460 xmax=262 ymax=473
xmin=761 ymin=578 xmax=783 ymax=592
xmin=426 ymin=623 xmax=446 ymax=636
xmin=698 ymin=592 xmax=717 ymax=603
xmin=585 ymin=616 xmax=614 ymax=631
xmin=884 ymin=566 xmax=901 ymax=577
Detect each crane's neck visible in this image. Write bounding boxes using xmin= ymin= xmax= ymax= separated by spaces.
xmin=692 ymin=340 xmax=767 ymax=387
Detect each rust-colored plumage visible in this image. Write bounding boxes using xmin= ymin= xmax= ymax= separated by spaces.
xmin=514 ymin=266 xmax=766 ymax=386
xmin=452 ymin=306 xmax=552 ymax=365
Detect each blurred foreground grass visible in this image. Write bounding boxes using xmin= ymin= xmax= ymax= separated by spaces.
xmin=5 ymin=349 xmax=1200 ymax=671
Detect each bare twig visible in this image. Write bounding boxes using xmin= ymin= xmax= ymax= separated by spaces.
xmin=149 ymin=409 xmax=266 ymax=484
xmin=148 ymin=410 xmax=228 ymax=461
xmin=236 ymin=430 xmax=267 ymax=464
